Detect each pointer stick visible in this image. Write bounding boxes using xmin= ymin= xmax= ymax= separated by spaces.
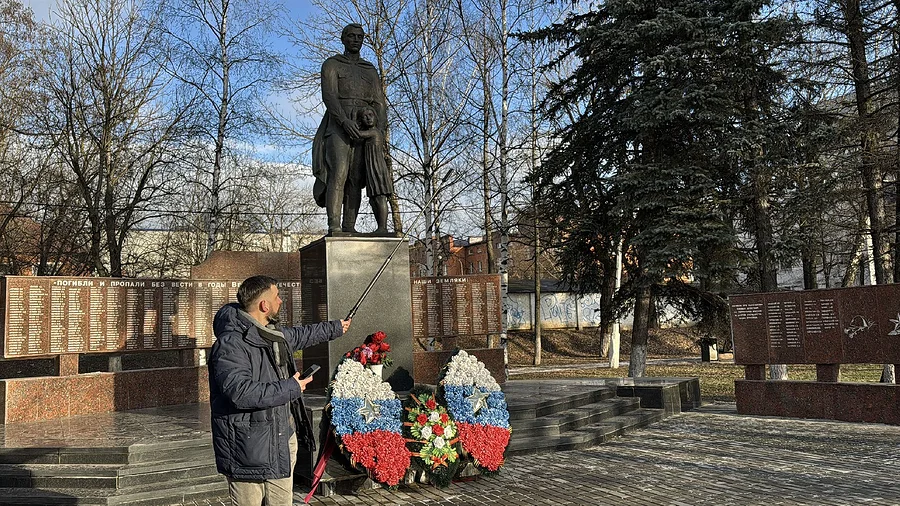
xmin=346 ymin=193 xmax=437 ymax=321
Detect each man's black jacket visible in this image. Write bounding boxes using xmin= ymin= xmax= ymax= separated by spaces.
xmin=209 ymin=303 xmax=343 ymax=480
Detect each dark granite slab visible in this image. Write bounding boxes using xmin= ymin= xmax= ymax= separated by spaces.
xmin=735 ymin=380 xmax=900 ymax=425
xmin=299 ymin=237 xmax=414 ymax=393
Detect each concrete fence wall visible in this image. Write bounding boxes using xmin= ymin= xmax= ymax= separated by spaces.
xmin=508 ymin=292 xmax=604 ymax=330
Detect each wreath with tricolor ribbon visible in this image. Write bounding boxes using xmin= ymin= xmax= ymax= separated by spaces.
xmin=326 ymin=358 xmax=410 ymax=486
xmin=438 ymin=350 xmax=511 ymax=475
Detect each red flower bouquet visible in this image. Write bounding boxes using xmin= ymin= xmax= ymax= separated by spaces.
xmin=345 ymin=331 xmax=393 ymax=366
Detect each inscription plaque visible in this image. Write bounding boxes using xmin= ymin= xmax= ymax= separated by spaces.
xmin=1 ymin=276 xmax=303 ymax=358
xmin=730 ymin=284 xmax=900 ymax=365
xmin=410 ymin=275 xmax=502 ymax=341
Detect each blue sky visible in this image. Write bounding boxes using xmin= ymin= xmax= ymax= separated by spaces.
xmin=23 ymin=0 xmax=317 ymax=22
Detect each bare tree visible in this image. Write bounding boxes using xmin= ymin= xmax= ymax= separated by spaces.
xmin=36 ymin=0 xmax=188 ymax=277
xmin=164 ymin=0 xmax=284 ymax=258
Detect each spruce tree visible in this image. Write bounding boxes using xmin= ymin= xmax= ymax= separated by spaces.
xmin=529 ymin=0 xmax=797 ymax=376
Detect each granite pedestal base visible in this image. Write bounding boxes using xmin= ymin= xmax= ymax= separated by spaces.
xmin=0 ymin=367 xmax=209 ymax=424
xmin=735 ymin=380 xmax=900 ymax=425
xmin=296 ymin=237 xmax=415 ymax=487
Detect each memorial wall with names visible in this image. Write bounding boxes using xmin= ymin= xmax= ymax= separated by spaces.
xmin=410 ymin=275 xmax=502 ymax=341
xmin=1 ymin=276 xmax=303 ymax=358
xmin=729 ymin=284 xmax=900 ymax=365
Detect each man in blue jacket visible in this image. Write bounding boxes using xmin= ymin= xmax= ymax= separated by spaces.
xmin=209 ymin=275 xmax=351 ymax=506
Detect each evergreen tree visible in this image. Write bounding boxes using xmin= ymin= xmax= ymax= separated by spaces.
xmin=529 ymin=0 xmax=797 ymax=376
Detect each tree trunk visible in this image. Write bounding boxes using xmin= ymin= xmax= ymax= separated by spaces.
xmin=647 ymin=285 xmax=660 ymax=330
xmin=750 ymin=150 xmax=785 ymax=379
xmin=801 ymin=246 xmax=818 ymax=289
xmin=207 ymin=1 xmax=230 ymax=259
xmin=498 ymin=0 xmax=510 ymax=379
xmin=895 ymin=178 xmax=900 ymax=283
xmin=598 ymin=254 xmax=617 ymax=358
xmin=533 ymin=245 xmax=541 ymax=366
xmin=628 ymin=282 xmax=651 ymax=378
xmin=843 ymin=0 xmax=888 ymax=284
xmin=481 ymin=38 xmax=494 ymax=274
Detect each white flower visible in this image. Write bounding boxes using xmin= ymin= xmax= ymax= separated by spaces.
xmin=331 ymin=360 xmax=396 ymax=400
xmin=443 ymin=351 xmax=501 ymax=391
xmin=433 ymin=436 xmax=445 ymax=449
xmin=420 ymin=425 xmax=432 ymax=439
xmin=429 ymin=411 xmax=440 ymax=422
xmin=444 ymin=424 xmax=455 ymax=438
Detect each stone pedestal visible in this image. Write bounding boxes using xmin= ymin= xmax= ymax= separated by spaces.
xmin=299 ymin=236 xmax=414 ymax=393
xmin=295 ymin=236 xmax=415 ymax=493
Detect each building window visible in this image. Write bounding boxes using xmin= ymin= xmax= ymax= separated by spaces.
xmin=478 ymin=261 xmax=483 ymax=273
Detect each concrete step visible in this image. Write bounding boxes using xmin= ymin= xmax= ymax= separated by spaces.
xmin=507 ymin=408 xmax=665 ymax=456
xmin=510 ymin=397 xmax=642 ymax=437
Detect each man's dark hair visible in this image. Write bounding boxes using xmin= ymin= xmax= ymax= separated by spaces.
xmin=237 ymin=275 xmax=278 ymax=310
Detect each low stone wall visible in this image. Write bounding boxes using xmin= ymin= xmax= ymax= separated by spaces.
xmin=0 ymin=366 xmax=209 ymax=424
xmin=735 ymin=380 xmax=900 ymax=425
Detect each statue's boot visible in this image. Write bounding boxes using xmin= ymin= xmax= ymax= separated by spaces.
xmin=326 ymin=188 xmax=343 ymax=234
xmin=342 ymin=191 xmax=361 ymax=233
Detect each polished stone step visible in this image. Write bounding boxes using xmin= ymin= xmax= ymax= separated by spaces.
xmin=0 ymin=448 xmax=131 ymax=466
xmin=509 ymin=397 xmax=642 ymax=437
xmin=507 ymin=408 xmax=665 ymax=456
xmin=0 ymin=475 xmax=228 ymax=506
xmin=505 ymin=385 xmax=617 ymax=420
xmin=0 ymin=440 xmax=213 ymax=468
xmin=0 ymin=458 xmax=219 ymax=490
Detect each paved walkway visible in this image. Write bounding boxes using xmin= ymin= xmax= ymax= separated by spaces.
xmin=194 ymin=402 xmax=899 ymax=506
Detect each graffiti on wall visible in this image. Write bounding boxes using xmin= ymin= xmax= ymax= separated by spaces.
xmin=578 ymin=293 xmax=603 ymax=326
xmin=508 ymin=294 xmax=531 ymax=330
xmin=507 ymin=292 xmax=606 ymax=330
xmin=540 ymin=293 xmax=578 ymax=328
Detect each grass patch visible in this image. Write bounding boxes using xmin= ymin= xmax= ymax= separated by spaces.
xmin=512 ymin=363 xmax=887 ymax=401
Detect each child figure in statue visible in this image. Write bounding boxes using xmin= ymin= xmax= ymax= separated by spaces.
xmin=357 ymin=106 xmax=393 ymax=234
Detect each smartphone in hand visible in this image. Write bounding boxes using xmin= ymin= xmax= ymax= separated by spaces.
xmin=299 ymin=364 xmax=321 ymax=380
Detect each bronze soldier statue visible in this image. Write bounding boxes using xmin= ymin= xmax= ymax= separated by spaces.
xmin=312 ymin=23 xmax=390 ymax=234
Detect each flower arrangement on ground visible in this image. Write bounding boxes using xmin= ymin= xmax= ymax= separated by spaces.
xmin=402 ymin=386 xmax=461 ymax=487
xmin=438 ymin=350 xmax=511 ymax=474
xmin=328 ymin=358 xmax=409 ymax=486
xmin=345 ymin=330 xmax=392 ymax=366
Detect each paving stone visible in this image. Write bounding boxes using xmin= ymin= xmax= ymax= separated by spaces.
xmin=254 ymin=402 xmax=900 ymax=506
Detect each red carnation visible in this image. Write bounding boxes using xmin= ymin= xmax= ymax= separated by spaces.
xmin=340 ymin=430 xmax=410 ymax=486
xmin=425 ymin=398 xmax=437 ymax=410
xmin=432 ymin=424 xmax=444 ymax=436
xmin=456 ymin=423 xmax=510 ymax=471
xmin=416 ymin=413 xmax=428 ymax=425
xmin=379 ymin=342 xmax=390 ymax=352
xmin=440 ymin=413 xmax=449 ymax=423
